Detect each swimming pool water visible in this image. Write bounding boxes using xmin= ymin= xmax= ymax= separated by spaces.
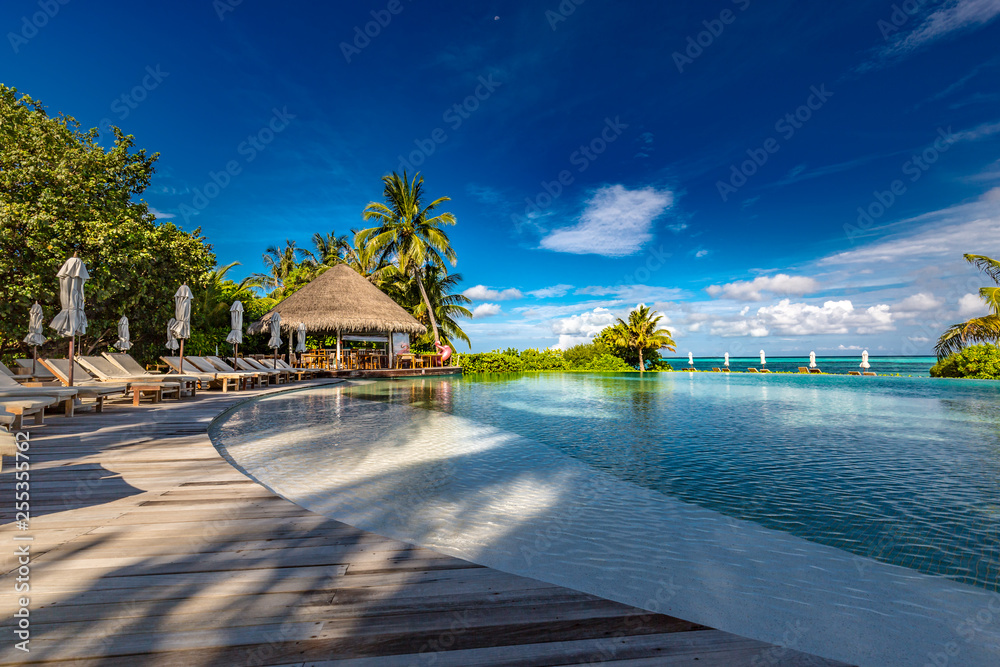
xmin=345 ymin=372 xmax=1000 ymax=592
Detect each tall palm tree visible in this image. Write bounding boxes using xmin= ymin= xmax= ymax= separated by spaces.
xmin=607 ymin=304 xmax=676 ymax=372
xmin=936 ymin=254 xmax=1000 ymax=357
xmin=389 ymin=265 xmax=472 ymax=349
xmin=254 ymin=240 xmax=308 ymax=294
xmin=359 ymin=171 xmax=457 ymax=344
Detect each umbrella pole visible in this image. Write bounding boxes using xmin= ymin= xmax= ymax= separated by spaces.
xmin=33 ymin=345 xmax=38 ymax=377
xmin=179 ymin=340 xmax=184 ymax=373
xmin=68 ymin=337 xmax=74 ymax=387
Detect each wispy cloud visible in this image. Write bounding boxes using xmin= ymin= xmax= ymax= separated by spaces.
xmin=873 ymin=0 xmax=1000 ymax=67
xmin=527 ymin=284 xmax=573 ymax=298
xmin=148 ymin=207 xmax=176 ymax=220
xmin=707 ymin=274 xmax=820 ymax=301
xmin=463 ymin=285 xmax=523 ymax=300
xmin=539 ymin=185 xmax=673 ymax=257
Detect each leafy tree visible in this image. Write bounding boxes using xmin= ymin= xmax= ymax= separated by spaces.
xmin=936 ymin=254 xmax=1000 ymax=357
xmin=930 ymin=344 xmax=1000 ymax=379
xmin=0 ymin=85 xmax=215 ymax=363
xmin=360 ymin=171 xmax=457 ymax=344
xmin=562 ymin=340 xmax=610 ymax=369
xmin=344 ymin=228 xmax=395 ymax=284
xmin=521 ymin=348 xmax=568 ymax=370
xmin=585 ymin=353 xmax=635 ymax=371
xmin=605 ymin=305 xmax=676 ymax=372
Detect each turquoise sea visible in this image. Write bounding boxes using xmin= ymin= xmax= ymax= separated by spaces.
xmin=662 ymin=355 xmax=937 ymax=375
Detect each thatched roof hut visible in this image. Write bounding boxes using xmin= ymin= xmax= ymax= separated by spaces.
xmin=248 ymin=264 xmax=426 ymax=336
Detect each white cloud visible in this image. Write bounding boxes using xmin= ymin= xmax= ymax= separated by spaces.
xmin=550 ymin=307 xmax=618 ymax=349
xmin=472 ymin=303 xmax=502 ymax=318
xmin=694 ymin=249 xmax=709 ymax=258
xmin=539 ymin=185 xmax=673 ymax=257
xmin=710 ymin=299 xmax=894 ymax=337
xmin=527 ymin=284 xmax=573 ymax=298
xmin=880 ymin=0 xmax=1000 ymax=61
xmin=894 ymin=292 xmax=943 ymax=318
xmin=706 ymin=274 xmax=820 ymax=301
xmin=463 ymin=285 xmax=523 ymax=301
xmin=148 ymin=207 xmax=176 ymax=220
xmin=958 ymin=292 xmax=986 ymax=316
xmin=838 ymin=344 xmax=863 ymax=351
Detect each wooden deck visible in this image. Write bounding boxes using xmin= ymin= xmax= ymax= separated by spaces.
xmin=0 ymin=381 xmax=847 ymax=666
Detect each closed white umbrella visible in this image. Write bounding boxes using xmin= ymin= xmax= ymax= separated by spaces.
xmin=226 ymin=301 xmax=243 ymax=359
xmin=723 ymin=352 xmax=729 ymax=368
xmin=688 ymin=352 xmax=694 ymax=368
xmin=759 ymin=349 xmax=766 ymax=368
xmin=268 ymin=312 xmax=282 ymax=367
xmin=861 ymin=350 xmax=871 ymax=370
xmin=166 ymin=318 xmax=180 ymax=351
xmin=115 ymin=316 xmax=132 ymax=351
xmin=24 ymin=302 xmax=47 ymax=376
xmin=809 ymin=351 xmax=817 ymax=368
xmin=49 ymin=255 xmax=89 ymax=386
xmin=170 ymin=284 xmax=193 ymax=372
xmin=295 ymin=323 xmax=307 ymax=354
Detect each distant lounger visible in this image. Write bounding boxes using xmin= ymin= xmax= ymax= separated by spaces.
xmin=711 ymin=368 xmax=721 ymax=372
xmin=191 ymin=356 xmax=266 ymax=388
xmin=848 ymin=371 xmax=862 ymax=376
xmin=79 ymin=356 xmax=196 ymax=397
xmin=233 ymin=357 xmax=288 ymax=384
xmin=747 ymin=368 xmax=759 ymax=373
xmin=161 ymin=357 xmax=244 ymax=392
xmin=798 ymin=367 xmax=809 ymax=373
xmin=108 ymin=352 xmax=213 ymax=390
xmin=809 ymin=368 xmax=822 ymax=374
xmin=760 ymin=369 xmax=772 ymax=373
xmin=263 ymin=358 xmax=322 ymax=380
xmin=863 ymin=372 xmax=877 ymax=376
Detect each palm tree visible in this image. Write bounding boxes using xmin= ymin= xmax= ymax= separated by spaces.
xmin=304 ymin=230 xmax=350 ymax=267
xmin=193 ymin=261 xmax=259 ymax=332
xmin=607 ymin=304 xmax=676 ymax=372
xmin=359 ymin=171 xmax=457 ymax=344
xmin=254 ymin=240 xmax=308 ymax=294
xmin=936 ymin=254 xmax=1000 ymax=357
xmin=343 ymin=228 xmax=395 ymax=285
xmin=389 ymin=265 xmax=472 ymax=349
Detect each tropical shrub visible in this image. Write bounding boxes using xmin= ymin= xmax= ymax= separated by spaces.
xmin=584 ymin=353 xmax=634 ymax=371
xmin=520 ymin=348 xmax=567 ymax=370
xmin=459 ymin=351 xmax=523 ymax=374
xmin=562 ymin=341 xmax=609 ymax=369
xmin=650 ymin=359 xmax=673 ymax=371
xmin=930 ymin=345 xmax=1000 ymax=379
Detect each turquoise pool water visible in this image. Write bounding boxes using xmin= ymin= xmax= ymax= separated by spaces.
xmin=348 ymin=372 xmax=1000 ymax=591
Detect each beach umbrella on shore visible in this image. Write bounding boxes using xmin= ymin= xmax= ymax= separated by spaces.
xmin=688 ymin=352 xmax=694 ymax=368
xmin=268 ymin=312 xmax=282 ymax=366
xmin=166 ymin=318 xmax=180 ymax=351
xmin=170 ymin=285 xmax=193 ymax=372
xmin=759 ymin=350 xmax=766 ymax=368
xmin=226 ymin=301 xmax=243 ymax=359
xmin=24 ymin=302 xmax=46 ymax=376
xmin=724 ymin=352 xmax=729 ymax=368
xmin=115 ymin=316 xmax=132 ymax=351
xmin=809 ymin=351 xmax=817 ymax=368
xmin=49 ymin=254 xmax=89 ymax=386
xmin=861 ymin=350 xmax=870 ymax=370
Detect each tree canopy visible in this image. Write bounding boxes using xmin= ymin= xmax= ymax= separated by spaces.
xmin=0 ymin=85 xmax=217 ymax=362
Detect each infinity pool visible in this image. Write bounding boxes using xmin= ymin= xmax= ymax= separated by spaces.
xmin=212 ymin=373 xmax=1000 ymax=666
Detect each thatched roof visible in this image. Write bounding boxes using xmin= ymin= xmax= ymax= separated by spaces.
xmin=248 ymin=264 xmax=427 ymax=336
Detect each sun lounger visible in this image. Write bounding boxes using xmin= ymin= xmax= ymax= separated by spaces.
xmin=760 ymin=369 xmax=772 ymax=373
xmin=798 ymin=367 xmax=809 ymax=373
xmin=108 ymin=352 xmax=212 ymax=390
xmin=848 ymin=370 xmax=862 ymax=376
xmin=40 ymin=358 xmax=151 ymax=400
xmin=262 ymin=358 xmax=321 ymax=379
xmin=162 ymin=357 xmax=244 ymax=392
xmin=210 ymin=356 xmax=280 ymax=385
xmin=747 ymin=368 xmax=759 ymax=373
xmin=863 ymin=371 xmax=876 ymax=376
xmin=79 ymin=356 xmax=195 ymax=397
xmin=0 ymin=371 xmax=88 ymax=417
xmin=0 ymin=396 xmax=59 ymax=429
xmin=809 ymin=368 xmax=822 ymax=374
xmin=711 ymin=368 xmax=721 ymax=372
xmin=190 ymin=356 xmax=264 ymax=388
xmin=15 ymin=359 xmax=56 ymax=380
xmin=233 ymin=357 xmax=288 ymax=384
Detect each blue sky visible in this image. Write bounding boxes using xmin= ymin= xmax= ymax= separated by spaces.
xmin=5 ymin=0 xmax=1000 ymax=354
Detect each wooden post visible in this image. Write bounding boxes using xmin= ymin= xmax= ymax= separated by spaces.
xmin=388 ymin=332 xmax=393 ymax=370
xmin=336 ymin=330 xmax=342 ymax=370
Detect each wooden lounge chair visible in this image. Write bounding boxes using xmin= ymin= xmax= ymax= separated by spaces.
xmin=40 ymin=358 xmax=173 ymax=405
xmin=161 ymin=357 xmax=242 ymax=392
xmin=711 ymin=368 xmax=721 ymax=372
xmin=863 ymin=372 xmax=876 ymax=376
xmin=848 ymin=370 xmax=862 ymax=376
xmin=747 ymin=368 xmax=759 ymax=373
xmin=721 ymin=367 xmax=731 ymax=373
xmin=192 ymin=356 xmax=265 ymax=388
xmin=236 ymin=357 xmax=293 ymax=384
xmin=15 ymin=359 xmax=57 ymax=381
xmin=79 ymin=356 xmax=196 ymax=397
xmin=760 ymin=369 xmax=772 ymax=373
xmin=107 ymin=352 xmax=210 ymax=390
xmin=267 ymin=358 xmax=322 ymax=379
xmin=798 ymin=367 xmax=809 ymax=373
xmin=0 ymin=396 xmax=59 ymax=429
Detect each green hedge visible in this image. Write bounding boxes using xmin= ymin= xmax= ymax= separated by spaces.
xmin=458 ymin=352 xmax=524 ymax=373
xmin=584 ymin=354 xmax=634 ymax=371
xmin=930 ymin=345 xmax=1000 ymax=379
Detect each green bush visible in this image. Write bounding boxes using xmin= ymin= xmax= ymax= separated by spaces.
xmin=930 ymin=345 xmax=1000 ymax=379
xmin=520 ymin=348 xmax=568 ymax=371
xmin=459 ymin=351 xmax=524 ymax=373
xmin=584 ymin=353 xmax=634 ymax=371
xmin=650 ymin=360 xmax=673 ymax=371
